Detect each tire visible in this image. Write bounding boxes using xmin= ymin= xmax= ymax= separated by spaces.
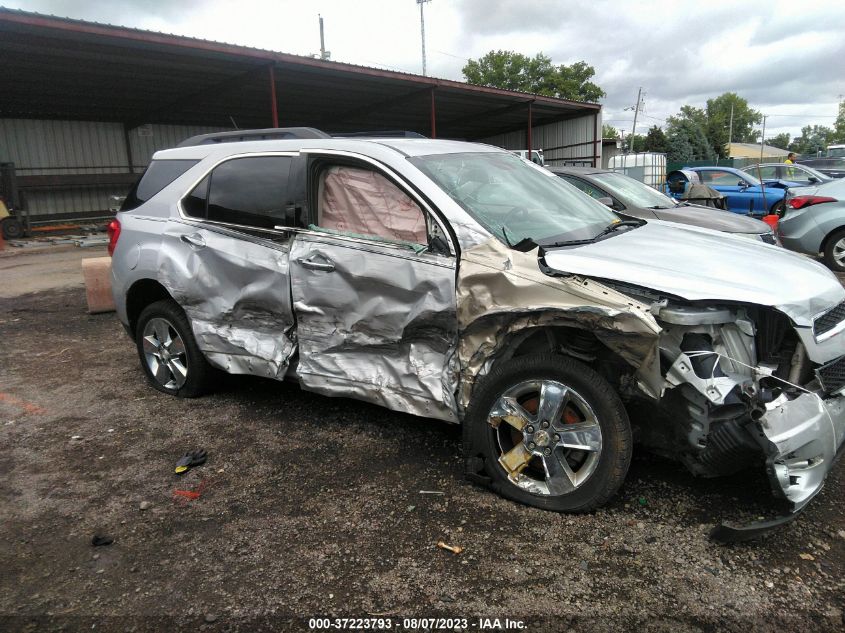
xmin=463 ymin=354 xmax=631 ymax=513
xmin=770 ymin=200 xmax=785 ymax=218
xmin=823 ymin=228 xmax=845 ymax=273
xmin=135 ymin=299 xmax=214 ymax=397
xmin=1 ymin=217 xmax=23 ymax=240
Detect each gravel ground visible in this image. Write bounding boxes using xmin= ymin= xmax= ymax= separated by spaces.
xmin=1 ymin=268 xmax=845 ymax=631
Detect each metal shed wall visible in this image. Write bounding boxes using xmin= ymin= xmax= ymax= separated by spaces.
xmin=478 ymin=112 xmax=602 ymax=167
xmin=0 ymin=118 xmax=227 ymax=218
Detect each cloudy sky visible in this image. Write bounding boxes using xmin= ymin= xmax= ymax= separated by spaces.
xmin=5 ymin=0 xmax=844 ymax=139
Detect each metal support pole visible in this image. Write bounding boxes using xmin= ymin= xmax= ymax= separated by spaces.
xmin=527 ymin=101 xmax=533 ymax=159
xmin=418 ymin=0 xmax=431 ymax=76
xmin=630 ymin=87 xmax=642 ymax=153
xmin=269 ymin=65 xmax=279 ymax=128
xmin=430 ymin=88 xmax=437 ymax=138
xmin=593 ymin=113 xmax=599 ymax=167
xmin=122 ymin=123 xmax=135 ymax=174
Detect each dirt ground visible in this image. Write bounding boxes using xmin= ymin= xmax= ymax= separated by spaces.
xmin=1 ymin=247 xmax=844 ymax=632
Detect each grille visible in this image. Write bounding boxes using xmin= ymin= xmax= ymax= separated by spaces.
xmin=814 ymin=301 xmax=845 ymax=339
xmin=760 ymin=233 xmax=777 ymax=245
xmin=816 ymin=355 xmax=845 ymax=393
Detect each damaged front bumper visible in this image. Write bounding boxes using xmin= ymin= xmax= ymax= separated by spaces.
xmin=757 ymin=390 xmax=845 ymax=512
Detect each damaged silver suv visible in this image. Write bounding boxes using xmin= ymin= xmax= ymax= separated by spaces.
xmin=111 ymin=128 xmax=845 ymax=538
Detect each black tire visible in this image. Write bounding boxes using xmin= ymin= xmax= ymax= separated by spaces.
xmin=135 ymin=299 xmax=214 ymax=397
xmin=823 ymin=228 xmax=845 ymax=273
xmin=770 ymin=200 xmax=785 ymax=218
xmin=463 ymin=354 xmax=631 ymax=513
xmin=1 ymin=217 xmax=23 ymax=239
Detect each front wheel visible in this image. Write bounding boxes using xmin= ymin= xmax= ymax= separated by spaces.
xmin=1 ymin=217 xmax=23 ymax=239
xmin=135 ymin=300 xmax=214 ymax=397
xmin=823 ymin=228 xmax=845 ymax=273
xmin=463 ymin=354 xmax=632 ymax=513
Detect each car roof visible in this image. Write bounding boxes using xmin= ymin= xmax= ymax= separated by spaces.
xmin=547 ymin=165 xmax=611 ymax=176
xmin=152 ymin=137 xmax=505 ymax=161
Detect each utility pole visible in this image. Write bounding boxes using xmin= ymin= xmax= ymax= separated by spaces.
xmin=760 ymin=114 xmax=767 ymax=161
xmin=727 ymin=103 xmax=734 ymax=155
xmin=318 ymin=15 xmax=330 ymax=60
xmin=630 ymin=87 xmax=642 ymax=153
xmin=417 ymin=0 xmax=432 ymax=76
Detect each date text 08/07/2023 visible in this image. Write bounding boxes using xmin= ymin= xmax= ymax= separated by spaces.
xmin=308 ymin=617 xmax=527 ymax=630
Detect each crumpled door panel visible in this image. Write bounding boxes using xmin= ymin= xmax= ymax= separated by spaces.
xmin=158 ymin=221 xmax=296 ymax=379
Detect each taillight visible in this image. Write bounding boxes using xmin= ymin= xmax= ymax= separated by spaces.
xmin=107 ymin=219 xmax=121 ymax=256
xmin=787 ymin=195 xmax=837 ymax=210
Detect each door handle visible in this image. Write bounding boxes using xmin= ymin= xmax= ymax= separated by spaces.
xmin=298 ymin=256 xmax=335 ymax=272
xmin=180 ymin=233 xmax=206 ymax=249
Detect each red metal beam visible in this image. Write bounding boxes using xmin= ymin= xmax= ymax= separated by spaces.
xmin=593 ymin=113 xmax=599 ymax=167
xmin=527 ymin=101 xmax=533 ymax=156
xmin=269 ymin=65 xmax=279 ymax=127
xmin=430 ymin=88 xmax=436 ymax=139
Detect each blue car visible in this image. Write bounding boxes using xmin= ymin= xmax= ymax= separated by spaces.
xmin=668 ymin=166 xmax=799 ymax=216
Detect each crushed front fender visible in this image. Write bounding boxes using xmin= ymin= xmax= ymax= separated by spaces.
xmin=756 ymin=391 xmax=845 ymax=512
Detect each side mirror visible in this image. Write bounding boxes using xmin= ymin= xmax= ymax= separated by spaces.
xmin=809 ymin=176 xmax=820 ymax=183
xmin=737 ymin=180 xmax=748 ymax=188
xmin=597 ymin=196 xmax=614 ymax=207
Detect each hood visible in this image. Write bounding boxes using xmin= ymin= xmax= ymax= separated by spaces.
xmin=543 ymin=221 xmax=844 ymax=326
xmin=652 ymin=204 xmax=770 ymax=234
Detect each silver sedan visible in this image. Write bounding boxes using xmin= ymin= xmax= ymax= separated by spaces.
xmin=779 ymin=178 xmax=845 ymax=271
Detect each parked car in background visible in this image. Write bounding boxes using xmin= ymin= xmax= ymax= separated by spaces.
xmin=741 ymin=162 xmax=832 ymax=187
xmin=549 ymin=166 xmax=778 ymax=244
xmin=667 ymin=166 xmax=794 ymax=216
xmin=797 ymin=145 xmax=845 ymax=179
xmin=109 ymin=129 xmax=845 ymax=538
xmin=779 ymin=177 xmax=845 ymax=270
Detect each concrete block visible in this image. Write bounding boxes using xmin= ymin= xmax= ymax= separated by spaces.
xmin=81 ymin=257 xmax=116 ymax=314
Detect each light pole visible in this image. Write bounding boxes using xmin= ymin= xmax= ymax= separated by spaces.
xmin=417 ymin=0 xmax=432 ymax=76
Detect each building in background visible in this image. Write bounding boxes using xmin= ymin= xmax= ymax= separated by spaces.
xmin=0 ymin=8 xmax=601 ymax=225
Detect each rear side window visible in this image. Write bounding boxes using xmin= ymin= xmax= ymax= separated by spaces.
xmin=121 ymin=159 xmax=198 ymax=211
xmin=183 ymin=156 xmax=292 ymax=229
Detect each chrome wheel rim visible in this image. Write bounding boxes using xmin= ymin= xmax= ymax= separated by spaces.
xmin=488 ymin=380 xmax=602 ymax=496
xmin=142 ymin=318 xmax=188 ymax=390
xmin=832 ymin=238 xmax=845 ymax=266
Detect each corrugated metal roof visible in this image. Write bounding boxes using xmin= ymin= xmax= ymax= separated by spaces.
xmin=0 ymin=7 xmax=599 ymax=139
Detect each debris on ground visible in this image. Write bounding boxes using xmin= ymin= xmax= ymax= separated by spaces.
xmin=173 ymin=479 xmax=209 ymax=503
xmin=139 ymin=501 xmax=151 ymax=511
xmin=91 ymin=535 xmax=113 ymax=547
xmin=174 ymin=449 xmax=207 ymax=474
xmin=436 ymin=541 xmax=463 ymax=555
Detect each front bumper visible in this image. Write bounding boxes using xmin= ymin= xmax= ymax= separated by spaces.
xmin=757 ymin=391 xmax=845 ymax=511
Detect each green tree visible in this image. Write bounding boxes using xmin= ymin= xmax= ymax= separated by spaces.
xmin=791 ymin=125 xmax=836 ymax=155
xmin=462 ymin=51 xmax=605 ymax=102
xmin=602 ymin=124 xmax=619 ymax=139
xmin=642 ymin=125 xmax=669 ymax=153
xmin=834 ymin=100 xmax=845 ymax=143
xmin=666 ymin=106 xmax=716 ymax=162
xmin=705 ymin=93 xmax=762 ymax=157
xmin=767 ymin=132 xmax=791 ymax=150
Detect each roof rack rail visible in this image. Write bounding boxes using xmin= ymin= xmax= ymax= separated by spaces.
xmin=177 ymin=127 xmax=331 ymax=147
xmin=332 ymin=130 xmax=427 ymax=139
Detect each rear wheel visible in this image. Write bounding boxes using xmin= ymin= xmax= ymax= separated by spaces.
xmin=770 ymin=200 xmax=785 ymax=218
xmin=463 ymin=354 xmax=631 ymax=512
xmin=823 ymin=228 xmax=845 ymax=272
xmin=135 ymin=300 xmax=213 ymax=397
xmin=1 ymin=217 xmax=23 ymax=240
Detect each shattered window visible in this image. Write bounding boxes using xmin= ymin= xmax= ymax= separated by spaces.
xmin=412 ymin=151 xmax=617 ymax=246
xmin=316 ymin=166 xmax=428 ymax=245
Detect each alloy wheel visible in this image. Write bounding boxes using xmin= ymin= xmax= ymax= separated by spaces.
xmin=142 ymin=317 xmax=189 ymax=390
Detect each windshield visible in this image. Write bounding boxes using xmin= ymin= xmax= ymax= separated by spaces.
xmin=828 ymin=147 xmax=845 ymax=158
xmin=591 ymin=172 xmax=677 ymax=209
xmin=410 ymin=152 xmax=619 ymax=245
